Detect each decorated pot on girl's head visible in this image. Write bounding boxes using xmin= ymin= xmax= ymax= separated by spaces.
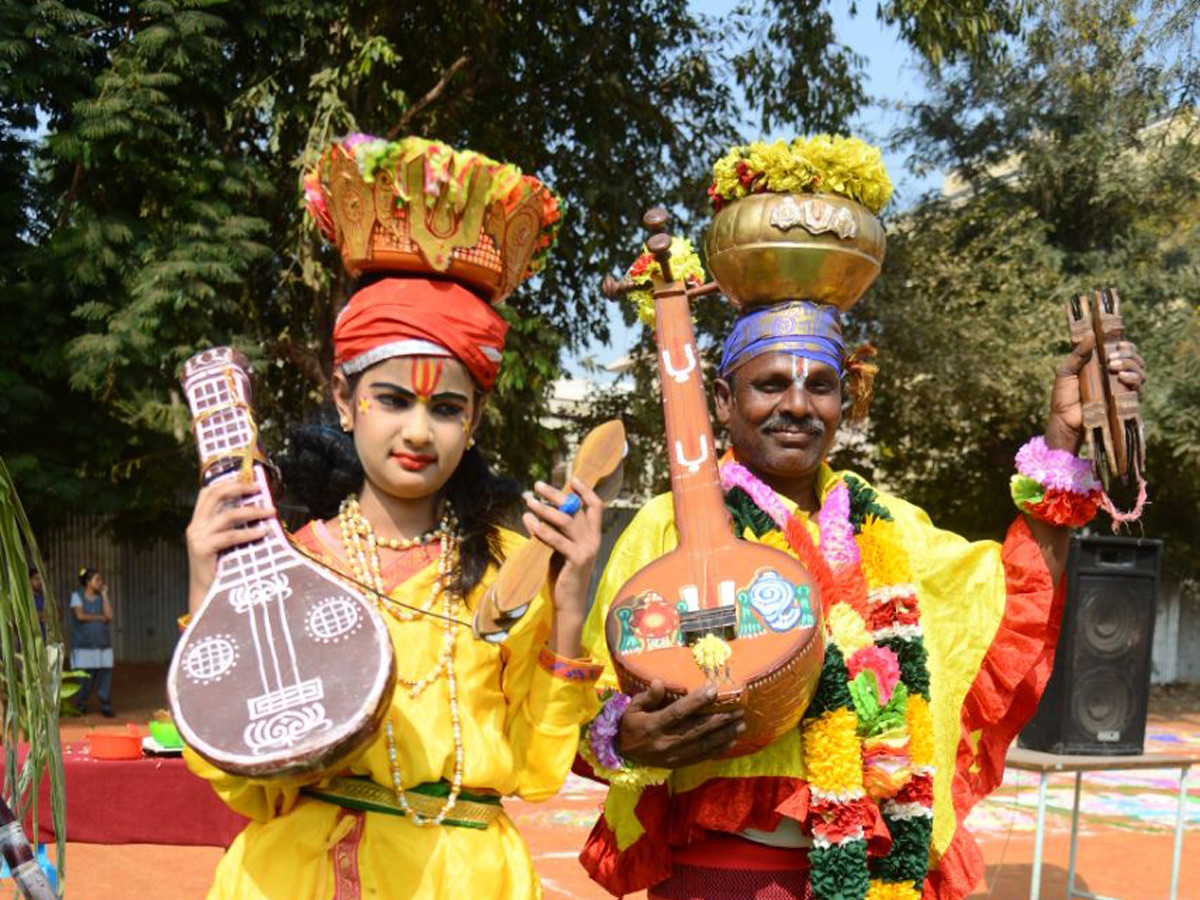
xmin=704 ymin=192 xmax=885 ymax=312
xmin=305 ymin=135 xmax=561 ymax=304
xmin=702 ymin=135 xmax=892 ymax=311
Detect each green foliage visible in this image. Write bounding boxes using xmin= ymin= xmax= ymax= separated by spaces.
xmin=876 ymin=0 xmax=1026 ymax=69
xmin=583 ymin=0 xmax=1198 ymax=587
xmin=0 ymin=458 xmax=67 ymax=888
xmin=58 ymin=669 xmax=90 ymax=717
xmin=851 ymin=194 xmax=1067 ymax=531
xmin=866 ymin=0 xmax=1200 ymax=579
xmin=3 ymin=0 xmax=1036 ymax=537
xmin=731 ymin=0 xmax=1024 ymax=131
xmin=7 ymin=0 xmax=744 ymax=530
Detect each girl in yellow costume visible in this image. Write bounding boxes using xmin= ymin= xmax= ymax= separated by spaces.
xmin=182 ymin=136 xmax=602 ymax=900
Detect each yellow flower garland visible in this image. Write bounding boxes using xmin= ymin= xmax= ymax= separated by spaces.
xmin=865 ymin=879 xmax=923 ymax=900
xmin=857 ymin=517 xmax=910 ymax=588
xmin=803 ymin=706 xmax=864 ymax=796
xmin=905 ymin=694 xmax=936 ymax=769
xmin=625 ymin=236 xmax=706 ymax=327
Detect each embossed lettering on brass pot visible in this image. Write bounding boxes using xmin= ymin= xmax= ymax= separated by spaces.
xmin=704 ymin=192 xmax=886 ymax=311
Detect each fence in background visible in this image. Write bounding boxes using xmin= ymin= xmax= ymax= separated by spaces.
xmin=44 ymin=515 xmax=189 ymax=663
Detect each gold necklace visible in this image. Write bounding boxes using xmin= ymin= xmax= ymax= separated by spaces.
xmin=336 ymin=495 xmax=465 ymax=826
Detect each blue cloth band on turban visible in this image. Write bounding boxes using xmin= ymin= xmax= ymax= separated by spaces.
xmin=719 ymin=300 xmax=845 ymax=377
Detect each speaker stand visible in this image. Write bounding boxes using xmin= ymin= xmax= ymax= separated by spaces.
xmin=1005 ymin=746 xmax=1195 ymax=900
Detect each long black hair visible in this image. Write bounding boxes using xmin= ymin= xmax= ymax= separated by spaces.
xmin=277 ymin=411 xmax=521 ymax=600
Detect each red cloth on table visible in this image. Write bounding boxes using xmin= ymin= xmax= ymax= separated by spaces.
xmin=7 ymin=742 xmax=246 ymax=846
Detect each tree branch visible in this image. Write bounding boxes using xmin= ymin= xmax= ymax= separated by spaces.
xmin=55 ymin=163 xmax=84 ymax=231
xmin=386 ymin=54 xmax=470 ymax=139
xmin=274 ymin=339 xmax=329 ymax=396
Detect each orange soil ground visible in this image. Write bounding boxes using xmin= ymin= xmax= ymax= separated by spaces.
xmin=15 ymin=665 xmax=1200 ymax=900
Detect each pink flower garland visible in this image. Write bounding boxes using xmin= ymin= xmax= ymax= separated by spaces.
xmin=1015 ymin=436 xmax=1100 ymax=494
xmin=817 ymin=481 xmax=860 ymax=573
xmin=720 ymin=462 xmax=790 ymax=530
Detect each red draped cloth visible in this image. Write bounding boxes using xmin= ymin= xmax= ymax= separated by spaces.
xmin=5 ymin=742 xmax=246 ymax=846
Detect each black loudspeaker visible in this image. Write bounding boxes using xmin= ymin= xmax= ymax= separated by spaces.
xmin=1019 ymin=535 xmax=1162 ymax=755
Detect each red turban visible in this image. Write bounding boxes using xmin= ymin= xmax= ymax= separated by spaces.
xmin=332 ymin=278 xmax=508 ymax=391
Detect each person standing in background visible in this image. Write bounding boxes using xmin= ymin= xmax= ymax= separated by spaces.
xmin=28 ymin=566 xmax=46 ymax=641
xmin=70 ymin=567 xmax=114 ymax=717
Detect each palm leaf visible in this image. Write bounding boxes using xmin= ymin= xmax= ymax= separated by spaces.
xmin=0 ymin=458 xmax=67 ymax=895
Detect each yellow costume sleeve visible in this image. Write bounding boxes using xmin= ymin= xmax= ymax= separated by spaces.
xmin=498 ymin=584 xmax=602 ymax=801
xmin=183 ymin=748 xmax=318 ymax=823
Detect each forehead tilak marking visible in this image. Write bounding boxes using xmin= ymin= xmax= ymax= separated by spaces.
xmin=411 ymin=357 xmax=446 ymax=403
xmin=790 ymin=355 xmax=811 ymax=384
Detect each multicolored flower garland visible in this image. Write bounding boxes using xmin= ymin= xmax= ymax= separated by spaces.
xmin=1010 ymin=436 xmax=1102 ymax=527
xmin=722 ymin=463 xmax=935 ymax=900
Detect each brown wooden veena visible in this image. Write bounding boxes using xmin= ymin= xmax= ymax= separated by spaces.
xmin=603 ymin=211 xmax=826 ymax=758
xmin=169 ymin=348 xmax=396 ymax=777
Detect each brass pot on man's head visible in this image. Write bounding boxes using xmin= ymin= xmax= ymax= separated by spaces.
xmin=704 ymin=192 xmax=886 ymax=312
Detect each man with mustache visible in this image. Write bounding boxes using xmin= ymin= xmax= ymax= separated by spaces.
xmin=577 ymin=297 xmax=1146 ymax=900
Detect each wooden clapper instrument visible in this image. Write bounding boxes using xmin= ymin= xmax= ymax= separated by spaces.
xmin=1066 ymin=288 xmax=1147 ymax=523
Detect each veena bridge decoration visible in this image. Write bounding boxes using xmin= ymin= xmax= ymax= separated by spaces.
xmin=168 ymin=348 xmax=395 ymax=777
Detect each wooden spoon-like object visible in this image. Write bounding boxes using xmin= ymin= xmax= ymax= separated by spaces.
xmin=472 ymin=419 xmax=626 ymax=641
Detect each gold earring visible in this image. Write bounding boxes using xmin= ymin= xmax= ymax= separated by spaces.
xmin=340 ymin=419 xmax=351 ymax=432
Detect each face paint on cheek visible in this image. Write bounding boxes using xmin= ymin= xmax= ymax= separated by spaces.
xmin=411 ymin=357 xmax=445 ymax=404
xmin=358 ymin=396 xmax=372 ymax=416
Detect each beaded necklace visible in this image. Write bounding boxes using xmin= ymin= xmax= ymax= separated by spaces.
xmin=336 ymin=495 xmax=466 ymax=826
xmin=721 ymin=464 xmax=935 ymax=900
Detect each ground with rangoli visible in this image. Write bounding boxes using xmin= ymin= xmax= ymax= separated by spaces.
xmin=15 ymin=666 xmax=1200 ymax=900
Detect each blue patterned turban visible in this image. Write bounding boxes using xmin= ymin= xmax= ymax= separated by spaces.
xmin=718 ymin=300 xmax=844 ymax=378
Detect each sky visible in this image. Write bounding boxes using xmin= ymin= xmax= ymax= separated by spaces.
xmin=565 ymin=0 xmax=941 ymax=380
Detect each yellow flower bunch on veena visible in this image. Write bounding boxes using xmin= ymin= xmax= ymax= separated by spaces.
xmin=624 ymin=236 xmax=706 ymax=327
